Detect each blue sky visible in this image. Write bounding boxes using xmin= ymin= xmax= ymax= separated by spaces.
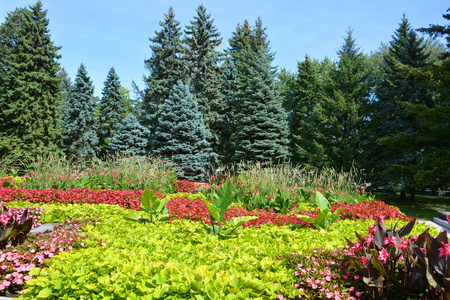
xmin=1 ymin=0 xmax=448 ymax=96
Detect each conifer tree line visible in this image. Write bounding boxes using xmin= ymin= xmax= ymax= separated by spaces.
xmin=0 ymin=2 xmax=448 ymax=194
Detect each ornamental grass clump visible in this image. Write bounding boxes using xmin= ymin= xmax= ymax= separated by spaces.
xmin=14 ymin=154 xmax=176 ymax=192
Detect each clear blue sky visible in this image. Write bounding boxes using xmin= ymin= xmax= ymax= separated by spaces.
xmin=1 ymin=0 xmax=448 ymax=96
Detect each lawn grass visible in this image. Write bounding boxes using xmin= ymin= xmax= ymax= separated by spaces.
xmin=375 ymin=192 xmax=450 ymax=221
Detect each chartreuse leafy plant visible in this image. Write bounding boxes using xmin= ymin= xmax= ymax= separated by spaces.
xmin=14 ymin=199 xmax=434 ymax=300
xmin=347 ymin=218 xmax=449 ymax=299
xmin=297 ymin=191 xmax=344 ymax=230
xmin=199 ymin=181 xmax=257 ymax=236
xmin=124 ymin=189 xmax=175 ymax=223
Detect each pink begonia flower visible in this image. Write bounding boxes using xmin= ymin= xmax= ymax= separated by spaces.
xmin=438 ymin=242 xmax=450 ymax=257
xmin=378 ymin=248 xmax=389 ymax=263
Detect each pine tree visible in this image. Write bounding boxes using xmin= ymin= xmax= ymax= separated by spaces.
xmin=232 ymin=47 xmax=289 ymax=164
xmin=372 ymin=15 xmax=433 ymax=200
xmin=142 ymin=7 xmax=187 ymax=147
xmin=0 ymin=2 xmax=63 ymax=166
xmin=62 ymin=64 xmax=99 ymax=159
xmin=109 ymin=114 xmax=150 ymax=156
xmin=321 ymin=30 xmax=372 ymax=170
xmin=98 ymin=67 xmax=126 ymax=157
xmin=289 ymin=54 xmax=327 ymax=166
xmin=153 ymin=81 xmax=210 ymax=181
xmin=184 ymin=4 xmax=227 ymax=164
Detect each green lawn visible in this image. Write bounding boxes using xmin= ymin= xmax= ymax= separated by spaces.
xmin=375 ymin=193 xmax=450 ymax=221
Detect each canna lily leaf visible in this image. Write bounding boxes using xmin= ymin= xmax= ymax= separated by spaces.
xmin=209 ymin=181 xmax=233 ymax=223
xmin=297 ymin=215 xmax=315 ymax=224
xmin=203 ymin=200 xmax=220 ymax=222
xmin=398 ymin=217 xmax=416 ymax=238
xmin=315 ymin=191 xmax=329 ymax=211
xmin=123 ymin=211 xmax=144 ymax=222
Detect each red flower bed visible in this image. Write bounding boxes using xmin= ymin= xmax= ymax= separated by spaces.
xmin=173 ymin=180 xmax=210 ymax=193
xmin=0 ymin=187 xmax=163 ymax=211
xmin=166 ymin=196 xmax=315 ymax=229
xmin=331 ymin=200 xmax=407 ymax=221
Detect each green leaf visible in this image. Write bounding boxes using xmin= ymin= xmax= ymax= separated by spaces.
xmin=315 ymin=208 xmax=331 ymax=229
xmin=210 ymin=181 xmax=233 ymax=222
xmin=204 ymin=200 xmax=220 ymax=222
xmin=36 ymin=288 xmax=52 ymax=299
xmin=296 ymin=215 xmax=315 ymax=224
xmin=315 ymin=191 xmax=329 ymax=211
xmin=141 ymin=189 xmax=161 ymax=213
xmin=223 ymin=216 xmax=258 ymax=234
xmin=124 ymin=211 xmax=143 ymax=222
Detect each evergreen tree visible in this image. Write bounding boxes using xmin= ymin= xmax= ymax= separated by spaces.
xmin=232 ymin=47 xmax=289 ymax=164
xmin=62 ymin=64 xmax=99 ymax=159
xmin=0 ymin=2 xmax=63 ymax=166
xmin=218 ymin=57 xmax=236 ymax=162
xmin=184 ymin=4 xmax=227 ymax=164
xmin=379 ymin=9 xmax=450 ymax=193
xmin=227 ymin=18 xmax=279 ymax=162
xmin=109 ymin=114 xmax=150 ymax=156
xmin=321 ymin=30 xmax=372 ymax=170
xmin=289 ymin=54 xmax=328 ymax=166
xmin=372 ymin=15 xmax=433 ymax=200
xmin=98 ymin=67 xmax=126 ymax=157
xmin=142 ymin=7 xmax=187 ymax=147
xmin=153 ymin=81 xmax=210 ymax=181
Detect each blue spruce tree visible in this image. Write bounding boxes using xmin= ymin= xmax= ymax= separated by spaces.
xmin=153 ymin=81 xmax=210 ymax=182
xmin=61 ymin=64 xmax=99 ymax=159
xmin=232 ymin=47 xmax=290 ymax=165
xmin=109 ymin=114 xmax=149 ymax=156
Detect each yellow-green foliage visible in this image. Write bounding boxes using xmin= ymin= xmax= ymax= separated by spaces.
xmin=12 ymin=203 xmax=439 ymax=299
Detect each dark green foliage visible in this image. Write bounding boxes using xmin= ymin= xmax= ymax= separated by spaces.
xmin=418 ymin=8 xmax=450 ymax=56
xmin=98 ymin=67 xmax=126 ymax=157
xmin=232 ymin=47 xmax=289 ymax=164
xmin=61 ymin=64 xmax=99 ymax=159
xmin=321 ymin=31 xmax=372 ymax=170
xmin=152 ymin=81 xmax=210 ymax=182
xmin=109 ymin=114 xmax=150 ymax=156
xmin=380 ymin=11 xmax=450 ymax=192
xmin=372 ymin=16 xmax=434 ymax=198
xmin=142 ymin=7 xmax=187 ymax=146
xmin=184 ymin=5 xmax=228 ymax=164
xmin=0 ymin=2 xmax=63 ymax=166
xmin=288 ymin=55 xmax=327 ymax=166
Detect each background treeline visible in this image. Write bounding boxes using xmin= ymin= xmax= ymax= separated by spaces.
xmin=0 ymin=2 xmax=449 ymax=198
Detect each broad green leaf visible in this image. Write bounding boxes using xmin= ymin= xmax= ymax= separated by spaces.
xmin=157 ymin=197 xmax=170 ymax=214
xmin=124 ymin=211 xmax=143 ymax=222
xmin=226 ymin=216 xmax=258 ymax=228
xmin=204 ymin=200 xmax=220 ymax=221
xmin=315 ymin=191 xmax=329 ymax=211
xmin=211 ymin=181 xmax=233 ymax=222
xmin=315 ymin=208 xmax=331 ymax=229
xmin=141 ymin=189 xmax=161 ymax=213
xmin=223 ymin=216 xmax=258 ymax=235
xmin=296 ymin=215 xmax=316 ymax=224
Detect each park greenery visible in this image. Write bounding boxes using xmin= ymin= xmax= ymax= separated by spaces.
xmin=0 ymin=2 xmax=448 ymax=199
xmin=0 ymin=2 xmax=449 ymax=298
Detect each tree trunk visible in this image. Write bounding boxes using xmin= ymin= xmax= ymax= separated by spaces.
xmin=399 ymin=191 xmax=407 ymax=201
xmin=409 ymin=187 xmax=416 ymax=201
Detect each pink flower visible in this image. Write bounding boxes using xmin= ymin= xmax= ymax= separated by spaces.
xmin=378 ymin=248 xmax=389 ymax=263
xmin=438 ymin=242 xmax=450 ymax=257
